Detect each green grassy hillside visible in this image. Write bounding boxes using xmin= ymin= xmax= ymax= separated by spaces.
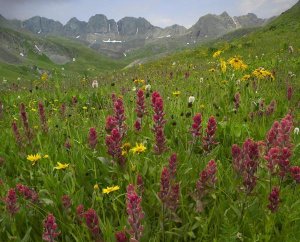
xmin=0 ymin=2 xmax=299 ymax=241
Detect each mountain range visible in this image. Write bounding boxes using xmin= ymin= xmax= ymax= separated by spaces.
xmin=0 ymin=12 xmax=269 ymax=58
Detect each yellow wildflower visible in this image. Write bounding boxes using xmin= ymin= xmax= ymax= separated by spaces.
xmin=252 ymin=68 xmax=275 ymax=80
xmin=102 ymin=185 xmax=120 ymax=194
xmin=242 ymin=74 xmax=251 ymax=81
xmin=122 ymin=142 xmax=131 ymax=151
xmin=27 ymin=154 xmax=42 ymax=166
xmin=54 ymin=162 xmax=69 ymax=170
xmin=213 ymin=50 xmax=222 ymax=58
xmin=228 ymin=57 xmax=247 ymax=70
xmin=130 ymin=143 xmax=147 ymax=154
xmin=94 ymin=184 xmax=99 ymax=190
xmin=41 ymin=72 xmax=48 ymax=81
xmin=43 ymin=155 xmax=49 ymax=159
xmin=82 ymin=106 xmax=88 ymax=110
xmin=172 ymin=91 xmax=181 ymax=96
xmin=220 ymin=59 xmax=227 ymax=73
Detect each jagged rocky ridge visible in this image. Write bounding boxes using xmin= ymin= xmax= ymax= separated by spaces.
xmin=0 ymin=12 xmax=268 ymax=58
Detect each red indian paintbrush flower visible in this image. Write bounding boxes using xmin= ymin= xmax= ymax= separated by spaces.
xmin=232 ymin=139 xmax=259 ymax=194
xmin=88 ymin=127 xmax=98 ymax=149
xmin=114 ymin=97 xmax=126 ymax=137
xmin=202 ymin=116 xmax=218 ymax=152
xmin=267 ymin=187 xmax=280 ymax=213
xmin=105 ymin=128 xmax=125 ymax=166
xmin=234 ymin=92 xmax=241 ymax=112
xmin=76 ymin=204 xmax=85 ymax=224
xmin=61 ymin=195 xmax=72 ymax=210
xmin=115 ymin=231 xmax=128 ymax=242
xmin=5 ymin=188 xmax=19 ymax=215
xmin=135 ymin=89 xmax=146 ymax=119
xmin=38 ymin=102 xmax=48 ymax=133
xmin=265 ymin=114 xmax=293 ymax=179
xmin=20 ymin=103 xmax=33 ymax=141
xmin=287 ymin=85 xmax=293 ymax=101
xmin=105 ymin=115 xmax=117 ymax=133
xmin=84 ymin=208 xmax=102 ymax=241
xmin=12 ymin=121 xmax=22 ymax=146
xmin=290 ymin=166 xmax=300 ymax=183
xmin=126 ymin=184 xmax=144 ymax=241
xmin=42 ymin=213 xmax=60 ymax=242
xmin=152 ymin=92 xmax=167 ymax=154
xmin=196 ymin=160 xmax=217 ymax=198
xmin=158 ymin=154 xmax=180 ymax=212
xmin=134 ymin=89 xmax=146 ymax=131
xmin=16 ymin=183 xmax=39 ymax=203
xmin=190 ymin=113 xmax=202 ymax=138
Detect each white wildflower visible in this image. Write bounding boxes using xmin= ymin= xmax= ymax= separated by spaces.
xmin=145 ymin=84 xmax=151 ymax=92
xmin=188 ymin=96 xmax=195 ymax=104
xmin=92 ymin=80 xmax=99 ymax=88
xmin=294 ymin=127 xmax=299 ymax=135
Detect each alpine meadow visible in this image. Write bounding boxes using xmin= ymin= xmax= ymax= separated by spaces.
xmin=0 ymin=1 xmax=300 ymax=241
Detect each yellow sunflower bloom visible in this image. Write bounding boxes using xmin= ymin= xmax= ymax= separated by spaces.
xmin=102 ymin=185 xmax=120 ymax=194
xmin=27 ymin=154 xmax=42 ymax=166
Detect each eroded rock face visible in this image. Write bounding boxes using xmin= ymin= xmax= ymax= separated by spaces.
xmin=117 ymin=17 xmax=154 ymax=36
xmin=23 ymin=16 xmax=63 ymax=35
xmin=87 ymin=14 xmax=109 ymax=33
xmin=64 ymin=17 xmax=87 ymax=36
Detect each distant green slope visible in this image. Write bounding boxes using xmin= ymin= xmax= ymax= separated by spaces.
xmin=0 ymin=27 xmax=128 ymax=81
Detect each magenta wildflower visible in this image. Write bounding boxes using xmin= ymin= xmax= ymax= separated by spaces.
xmin=20 ymin=103 xmax=33 ymax=141
xmin=5 ymin=188 xmax=19 ymax=215
xmin=88 ymin=127 xmax=98 ymax=149
xmin=114 ymin=97 xmax=126 ymax=137
xmin=158 ymin=167 xmax=170 ymax=203
xmin=115 ymin=231 xmax=128 ymax=242
xmin=134 ymin=119 xmax=142 ymax=132
xmin=135 ymin=89 xmax=146 ymax=119
xmin=16 ymin=183 xmax=39 ymax=203
xmin=290 ymin=166 xmax=300 ymax=183
xmin=158 ymin=154 xmax=180 ymax=212
xmin=12 ymin=121 xmax=22 ymax=146
xmin=287 ymin=85 xmax=293 ymax=101
xmin=105 ymin=115 xmax=117 ymax=133
xmin=134 ymin=89 xmax=146 ymax=131
xmin=202 ymin=116 xmax=218 ymax=152
xmin=168 ymin=153 xmax=178 ymax=179
xmin=267 ymin=187 xmax=280 ymax=213
xmin=105 ymin=128 xmax=125 ymax=166
xmin=42 ymin=213 xmax=60 ymax=242
xmin=196 ymin=160 xmax=217 ymax=198
xmin=126 ymin=184 xmax=144 ymax=241
xmin=84 ymin=208 xmax=102 ymax=240
xmin=265 ymin=114 xmax=293 ymax=179
xmin=232 ymin=139 xmax=259 ymax=194
xmin=152 ymin=92 xmax=167 ymax=154
xmin=190 ymin=113 xmax=202 ymax=138
xmin=38 ymin=102 xmax=48 ymax=133
xmin=76 ymin=204 xmax=85 ymax=224
xmin=61 ymin=195 xmax=72 ymax=210
xmin=266 ymin=100 xmax=276 ymax=116
xmin=234 ymin=92 xmax=241 ymax=112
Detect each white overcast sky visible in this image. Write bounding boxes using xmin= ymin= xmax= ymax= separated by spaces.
xmin=0 ymin=0 xmax=298 ymax=27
